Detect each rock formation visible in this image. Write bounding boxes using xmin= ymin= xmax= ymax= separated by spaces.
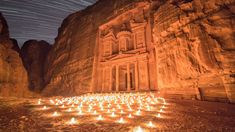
xmin=42 ymin=0 xmax=235 ymax=103
xmin=43 ymin=0 xmax=149 ymax=96
xmin=153 ymin=0 xmax=235 ymax=102
xmin=21 ymin=40 xmax=51 ymax=93
xmin=0 ymin=13 xmax=30 ymax=97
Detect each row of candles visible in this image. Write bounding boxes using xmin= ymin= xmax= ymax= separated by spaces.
xmin=36 ymin=93 xmax=167 ymax=131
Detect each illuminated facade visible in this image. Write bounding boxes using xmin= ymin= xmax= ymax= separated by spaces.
xmin=92 ymin=4 xmax=158 ymax=92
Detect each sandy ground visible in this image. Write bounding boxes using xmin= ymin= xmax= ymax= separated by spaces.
xmin=0 ymin=95 xmax=235 ymax=132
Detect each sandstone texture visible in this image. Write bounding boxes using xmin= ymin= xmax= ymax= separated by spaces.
xmin=43 ymin=0 xmax=148 ymax=96
xmin=153 ymin=0 xmax=235 ymax=102
xmin=42 ymin=0 xmax=235 ymax=103
xmin=0 ymin=13 xmax=30 ymax=97
xmin=21 ymin=40 xmax=51 ymax=93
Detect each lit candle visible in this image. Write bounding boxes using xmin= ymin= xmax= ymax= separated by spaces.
xmin=107 ymin=109 xmax=110 ymax=113
xmin=136 ymin=110 xmax=141 ymax=115
xmin=78 ymin=110 xmax=83 ymax=115
xmin=133 ymin=126 xmax=144 ymax=132
xmin=93 ymin=110 xmax=97 ymax=115
xmin=111 ymin=112 xmax=116 ymax=117
xmin=69 ymin=117 xmax=76 ymax=124
xmin=68 ymin=108 xmax=72 ymax=112
xmin=120 ymin=110 xmax=124 ymax=114
xmin=157 ymin=113 xmax=161 ymax=118
xmin=117 ymin=117 xmax=124 ymax=123
xmin=62 ymin=104 xmax=65 ymax=108
xmin=43 ymin=106 xmax=47 ymax=110
xmin=128 ymin=114 xmax=133 ymax=118
xmin=97 ymin=115 xmax=103 ymax=120
xmin=147 ymin=121 xmax=155 ymax=128
xmin=53 ymin=111 xmax=59 ymax=117
xmin=38 ymin=100 xmax=41 ymax=105
xmin=160 ymin=109 xmax=163 ymax=112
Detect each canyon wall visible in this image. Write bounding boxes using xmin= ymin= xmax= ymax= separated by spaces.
xmin=0 ymin=13 xmax=30 ymax=97
xmin=42 ymin=0 xmax=234 ymax=102
xmin=21 ymin=40 xmax=51 ymax=93
xmin=43 ymin=0 xmax=150 ymax=96
xmin=153 ymin=0 xmax=235 ymax=102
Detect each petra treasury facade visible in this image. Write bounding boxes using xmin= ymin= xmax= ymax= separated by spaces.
xmin=94 ymin=5 xmax=155 ymax=93
xmin=1 ymin=0 xmax=235 ymax=103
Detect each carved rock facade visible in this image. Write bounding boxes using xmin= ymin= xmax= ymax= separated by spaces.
xmin=43 ymin=0 xmax=235 ymax=102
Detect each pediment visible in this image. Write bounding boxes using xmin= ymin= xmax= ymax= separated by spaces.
xmin=106 ymin=53 xmax=136 ymax=61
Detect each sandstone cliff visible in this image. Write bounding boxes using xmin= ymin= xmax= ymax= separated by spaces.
xmin=42 ymin=0 xmax=235 ymax=103
xmin=43 ymin=0 xmax=149 ymax=96
xmin=21 ymin=40 xmax=51 ymax=93
xmin=153 ymin=0 xmax=235 ymax=102
xmin=0 ymin=13 xmax=30 ymax=97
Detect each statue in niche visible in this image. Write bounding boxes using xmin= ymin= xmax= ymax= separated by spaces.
xmin=120 ymin=23 xmax=128 ymax=31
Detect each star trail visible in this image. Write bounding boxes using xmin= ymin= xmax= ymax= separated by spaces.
xmin=0 ymin=0 xmax=97 ymax=47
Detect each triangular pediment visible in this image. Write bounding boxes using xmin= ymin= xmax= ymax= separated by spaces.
xmin=106 ymin=53 xmax=136 ymax=61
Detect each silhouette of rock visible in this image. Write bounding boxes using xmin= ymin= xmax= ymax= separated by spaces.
xmin=21 ymin=40 xmax=51 ymax=93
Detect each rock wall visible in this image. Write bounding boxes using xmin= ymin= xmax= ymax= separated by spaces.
xmin=0 ymin=13 xmax=30 ymax=97
xmin=153 ymin=0 xmax=235 ymax=102
xmin=21 ymin=40 xmax=51 ymax=93
xmin=43 ymin=0 xmax=150 ymax=96
xmin=42 ymin=0 xmax=235 ymax=102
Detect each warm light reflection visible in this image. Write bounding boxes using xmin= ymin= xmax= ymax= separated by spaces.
xmin=37 ymin=92 xmax=168 ymax=129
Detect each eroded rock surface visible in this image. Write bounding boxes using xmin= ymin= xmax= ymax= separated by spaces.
xmin=43 ymin=0 xmax=148 ymax=96
xmin=42 ymin=0 xmax=235 ymax=103
xmin=153 ymin=0 xmax=235 ymax=102
xmin=21 ymin=40 xmax=51 ymax=92
xmin=0 ymin=13 xmax=30 ymax=97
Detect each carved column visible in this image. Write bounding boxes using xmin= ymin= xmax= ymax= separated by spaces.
xmin=127 ymin=63 xmax=131 ymax=91
xmin=135 ymin=62 xmax=139 ymax=91
xmin=109 ymin=66 xmax=112 ymax=92
xmin=115 ymin=65 xmax=119 ymax=92
xmin=101 ymin=67 xmax=105 ymax=92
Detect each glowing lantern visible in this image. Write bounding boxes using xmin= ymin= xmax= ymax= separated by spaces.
xmin=111 ymin=112 xmax=116 ymax=117
xmin=38 ymin=100 xmax=41 ymax=105
xmin=69 ymin=117 xmax=76 ymax=124
xmin=147 ymin=121 xmax=155 ymax=128
xmin=53 ymin=111 xmax=59 ymax=117
xmin=93 ymin=110 xmax=97 ymax=115
xmin=117 ymin=117 xmax=125 ymax=123
xmin=133 ymin=126 xmax=144 ymax=132
xmin=97 ymin=115 xmax=103 ymax=120
xmin=157 ymin=113 xmax=161 ymax=118
xmin=128 ymin=114 xmax=133 ymax=118
xmin=43 ymin=106 xmax=47 ymax=110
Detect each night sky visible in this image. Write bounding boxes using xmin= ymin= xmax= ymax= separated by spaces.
xmin=0 ymin=0 xmax=97 ymax=47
